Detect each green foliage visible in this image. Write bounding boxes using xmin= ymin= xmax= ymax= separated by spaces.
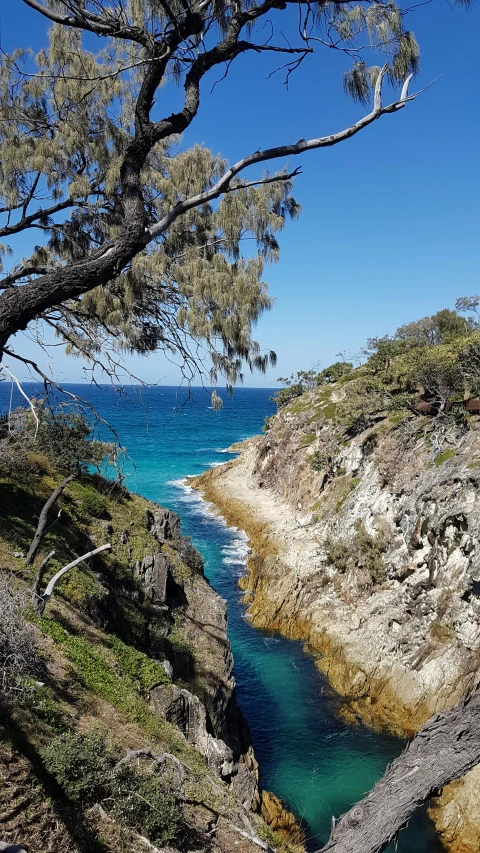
xmin=72 ymin=483 xmax=110 ymax=518
xmin=335 ymin=379 xmax=386 ymax=435
xmin=109 ymin=635 xmax=170 ymax=694
xmin=262 ymin=415 xmax=273 ymax=433
xmin=326 ymin=519 xmax=388 ymax=584
xmin=41 ymin=730 xmax=181 ymax=846
xmin=300 ymin=432 xmax=316 ymax=446
xmin=23 ymin=684 xmax=68 ymax=732
xmin=363 ymin=300 xmax=480 ymax=411
xmin=271 ymin=383 xmax=305 ymax=409
xmin=35 ymin=409 xmax=113 ymax=473
xmin=37 ymin=619 xmax=186 ymax=754
xmin=41 ymin=729 xmax=120 ymax=804
xmin=5 ymin=406 xmax=115 ymax=476
xmin=317 ymin=362 xmax=353 ymax=384
xmin=310 ymin=450 xmax=326 ymax=472
xmin=435 ymin=448 xmax=456 ymax=467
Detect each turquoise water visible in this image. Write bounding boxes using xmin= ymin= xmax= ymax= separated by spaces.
xmin=1 ymin=384 xmax=442 ymax=851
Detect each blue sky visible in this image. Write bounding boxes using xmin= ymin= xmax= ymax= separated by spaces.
xmin=1 ymin=1 xmax=479 ymax=387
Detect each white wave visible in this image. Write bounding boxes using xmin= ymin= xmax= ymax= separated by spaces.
xmin=167 ymin=476 xmax=191 ymax=490
xmin=215 ymin=447 xmax=237 ymax=454
xmin=222 ymin=545 xmax=248 ymax=557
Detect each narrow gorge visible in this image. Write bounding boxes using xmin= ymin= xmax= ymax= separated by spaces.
xmin=192 ymin=376 xmax=480 ymax=853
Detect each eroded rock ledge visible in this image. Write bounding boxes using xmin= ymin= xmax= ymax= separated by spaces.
xmin=191 ymin=398 xmax=480 ymax=853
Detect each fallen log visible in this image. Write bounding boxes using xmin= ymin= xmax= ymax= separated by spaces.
xmin=319 ymin=691 xmax=480 ymax=853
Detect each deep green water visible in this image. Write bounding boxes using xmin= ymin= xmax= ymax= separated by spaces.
xmin=2 ymin=384 xmax=443 ymax=851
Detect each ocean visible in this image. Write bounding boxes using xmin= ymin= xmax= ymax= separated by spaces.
xmin=0 ymin=383 xmax=442 ymax=851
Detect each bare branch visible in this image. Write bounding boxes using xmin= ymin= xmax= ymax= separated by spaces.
xmin=34 ymin=543 xmax=111 ymax=616
xmin=148 ymin=72 xmax=420 ymax=240
xmin=31 ymin=550 xmax=55 ymax=614
xmin=26 ymin=475 xmax=76 ymax=567
xmin=0 ymin=363 xmax=39 ymax=436
xmin=114 ymin=749 xmax=186 ymax=802
xmin=373 ymin=63 xmax=388 ymax=112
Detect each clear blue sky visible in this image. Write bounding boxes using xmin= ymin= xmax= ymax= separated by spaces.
xmin=1 ymin=1 xmax=479 ymax=387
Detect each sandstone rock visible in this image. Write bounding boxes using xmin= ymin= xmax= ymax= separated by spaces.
xmin=191 ymin=400 xmax=480 ymax=852
xmin=260 ymin=790 xmax=304 ymax=842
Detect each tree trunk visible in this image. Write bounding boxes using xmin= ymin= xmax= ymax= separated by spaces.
xmin=319 ymin=692 xmax=480 ymax=853
xmin=26 ymin=474 xmax=75 ymax=566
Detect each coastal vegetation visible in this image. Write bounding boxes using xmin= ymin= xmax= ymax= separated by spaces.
xmin=0 ymin=0 xmax=456 ymax=399
xmin=1 ymin=411 xmax=294 ymax=853
xmin=0 ymin=0 xmax=478 ymax=851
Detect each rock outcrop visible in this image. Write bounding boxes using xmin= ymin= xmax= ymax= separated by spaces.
xmin=192 ymin=385 xmax=480 ymax=853
xmin=132 ymin=505 xmax=260 ymax=810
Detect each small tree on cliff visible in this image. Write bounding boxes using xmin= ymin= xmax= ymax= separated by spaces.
xmin=0 ymin=0 xmax=462 ymax=389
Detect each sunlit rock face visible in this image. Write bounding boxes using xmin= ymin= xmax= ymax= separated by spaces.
xmin=192 ymin=385 xmax=480 ymax=853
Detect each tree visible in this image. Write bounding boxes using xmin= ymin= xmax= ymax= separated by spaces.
xmin=0 ymin=0 xmax=442 ymax=389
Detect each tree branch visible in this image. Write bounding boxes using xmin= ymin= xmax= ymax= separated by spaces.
xmin=318 ymin=690 xmax=480 ymax=853
xmin=21 ymin=0 xmax=153 ymax=45
xmin=26 ymin=474 xmax=76 ymax=567
xmin=0 ymin=267 xmax=50 ymax=290
xmin=148 ymin=72 xmax=417 ymax=239
xmin=33 ymin=543 xmax=111 ymax=617
xmin=0 ymin=198 xmax=76 ymax=239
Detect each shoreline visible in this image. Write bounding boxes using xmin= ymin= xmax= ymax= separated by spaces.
xmin=189 ymin=436 xmax=480 ymax=853
xmin=190 ymin=438 xmax=480 ymax=738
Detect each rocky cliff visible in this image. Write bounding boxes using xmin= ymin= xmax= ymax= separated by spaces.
xmin=192 ymin=379 xmax=480 ymax=853
xmin=0 ymin=457 xmax=299 ymax=853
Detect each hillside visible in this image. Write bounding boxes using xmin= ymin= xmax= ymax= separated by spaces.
xmin=0 ymin=419 xmax=302 ymax=853
xmin=192 ymin=307 xmax=480 ymax=853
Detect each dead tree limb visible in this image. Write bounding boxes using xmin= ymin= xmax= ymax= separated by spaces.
xmin=319 ymin=691 xmax=480 ymax=853
xmin=33 ymin=543 xmax=111 ymax=616
xmin=114 ymin=749 xmax=186 ymax=802
xmin=26 ymin=474 xmax=75 ymax=566
xmin=31 ymin=549 xmax=55 ymax=613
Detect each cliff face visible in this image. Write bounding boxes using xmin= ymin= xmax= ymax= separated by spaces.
xmin=192 ymin=381 xmax=480 ymax=853
xmin=0 ymin=461 xmax=297 ymax=853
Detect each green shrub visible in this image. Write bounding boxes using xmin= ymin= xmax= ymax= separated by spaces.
xmin=325 ymin=539 xmax=349 ymax=573
xmin=110 ymin=768 xmax=180 ymax=845
xmin=317 ymin=361 xmax=353 ymax=384
xmin=109 ymin=635 xmax=170 ymax=693
xmin=23 ymin=684 xmax=68 ymax=732
xmin=42 ymin=730 xmax=181 ymax=846
xmin=41 ymin=729 xmax=120 ymax=804
xmin=81 ymin=490 xmax=110 ymax=518
xmin=325 ymin=519 xmax=388 ymax=584
xmin=271 ymin=383 xmax=304 ymax=409
xmin=310 ymin=451 xmax=326 ymax=472
xmin=335 ymin=381 xmax=386 ymax=435
xmin=435 ymin=448 xmax=456 ymax=467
